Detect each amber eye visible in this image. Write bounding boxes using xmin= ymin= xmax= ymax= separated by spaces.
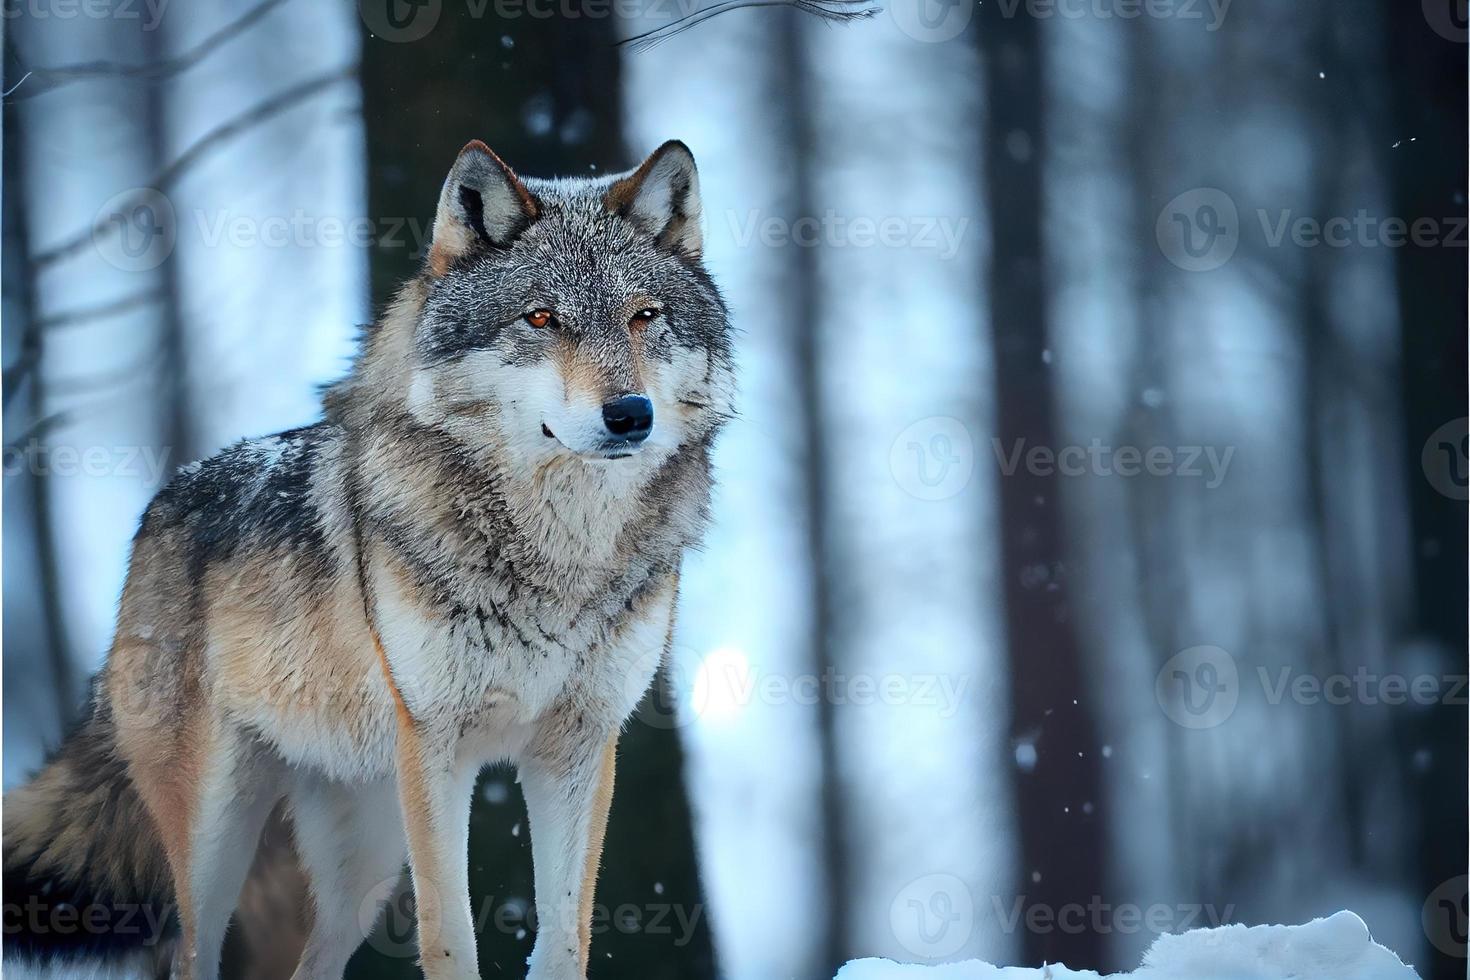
xmin=629 ymin=307 xmax=661 ymax=331
xmin=524 ymin=309 xmax=555 ymax=329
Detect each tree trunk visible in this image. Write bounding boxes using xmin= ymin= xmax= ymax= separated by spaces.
xmin=1384 ymin=2 xmax=1469 ymax=977
xmin=979 ymin=6 xmax=1107 ymax=968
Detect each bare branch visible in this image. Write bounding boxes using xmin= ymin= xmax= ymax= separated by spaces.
xmin=3 ymin=409 xmax=74 ymax=460
xmin=2 ymin=72 xmax=32 ymax=98
xmin=47 ymin=348 xmax=164 ymax=394
xmin=8 ymin=0 xmax=293 ymax=101
xmin=3 ymin=350 xmax=39 ymax=409
xmin=33 ymin=65 xmax=358 ymax=270
xmin=37 ymin=289 xmax=162 ymax=331
xmin=617 ymin=0 xmax=879 ymax=52
xmin=3 ymin=325 xmax=43 ymax=410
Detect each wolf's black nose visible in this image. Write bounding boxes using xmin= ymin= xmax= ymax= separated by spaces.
xmin=602 ymin=395 xmax=653 ymax=442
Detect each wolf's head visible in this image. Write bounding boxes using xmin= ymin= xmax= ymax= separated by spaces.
xmin=382 ymin=140 xmax=733 ymax=478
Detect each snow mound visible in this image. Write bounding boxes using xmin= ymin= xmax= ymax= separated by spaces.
xmin=834 ymin=911 xmax=1420 ymax=980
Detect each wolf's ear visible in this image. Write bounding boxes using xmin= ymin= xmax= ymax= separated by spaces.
xmin=428 ymin=141 xmax=539 ymax=275
xmin=604 ymin=140 xmax=703 ymax=258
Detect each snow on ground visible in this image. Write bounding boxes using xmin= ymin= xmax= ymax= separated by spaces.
xmin=834 ymin=911 xmax=1421 ymax=979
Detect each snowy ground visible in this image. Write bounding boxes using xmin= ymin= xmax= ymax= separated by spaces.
xmin=834 ymin=911 xmax=1421 ymax=979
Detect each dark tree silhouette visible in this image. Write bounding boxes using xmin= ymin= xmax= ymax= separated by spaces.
xmin=976 ymin=3 xmax=1106 ymax=969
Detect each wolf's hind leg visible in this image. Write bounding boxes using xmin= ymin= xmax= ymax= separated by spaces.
xmin=287 ymin=775 xmax=407 ymax=980
xmin=172 ymin=734 xmax=281 ymax=980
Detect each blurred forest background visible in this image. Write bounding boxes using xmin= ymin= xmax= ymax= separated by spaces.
xmin=2 ymin=0 xmax=1465 ymax=978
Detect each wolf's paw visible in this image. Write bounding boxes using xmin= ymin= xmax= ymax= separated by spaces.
xmin=524 ymin=944 xmax=585 ymax=980
xmin=417 ymin=950 xmax=482 ymax=980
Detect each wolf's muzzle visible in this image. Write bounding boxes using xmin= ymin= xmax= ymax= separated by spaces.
xmin=602 ymin=394 xmax=653 ymax=443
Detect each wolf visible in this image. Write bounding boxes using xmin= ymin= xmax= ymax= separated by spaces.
xmin=3 ymin=139 xmax=734 ymax=980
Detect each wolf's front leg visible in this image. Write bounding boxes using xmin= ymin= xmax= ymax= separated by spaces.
xmin=519 ymin=725 xmax=619 ymax=980
xmin=394 ymin=716 xmax=481 ymax=980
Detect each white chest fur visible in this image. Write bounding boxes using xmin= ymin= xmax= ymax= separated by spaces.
xmin=369 ymin=556 xmax=673 ymax=760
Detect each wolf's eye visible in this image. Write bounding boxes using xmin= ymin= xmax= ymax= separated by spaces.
xmin=629 ymin=308 xmax=661 ymax=331
xmin=524 ymin=309 xmax=555 ymax=329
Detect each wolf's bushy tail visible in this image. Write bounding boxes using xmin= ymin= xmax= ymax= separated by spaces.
xmin=3 ymin=689 xmax=177 ymax=971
